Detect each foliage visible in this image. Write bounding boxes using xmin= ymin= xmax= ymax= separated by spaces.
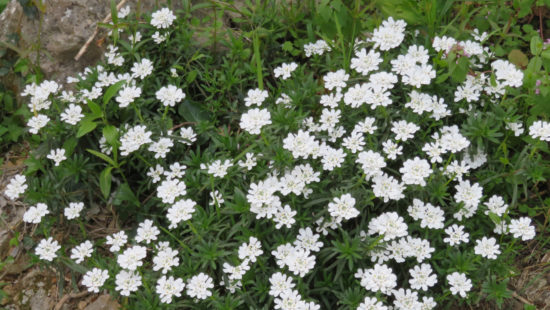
xmin=3 ymin=0 xmax=550 ymax=309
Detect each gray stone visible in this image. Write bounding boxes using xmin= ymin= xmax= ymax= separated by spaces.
xmin=84 ymin=295 xmax=120 ymax=310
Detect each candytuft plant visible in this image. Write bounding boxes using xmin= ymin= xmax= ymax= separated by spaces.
xmin=3 ymin=2 xmax=550 ymax=309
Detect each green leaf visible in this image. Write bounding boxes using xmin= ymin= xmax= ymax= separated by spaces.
xmin=62 ymin=137 xmax=78 ymax=157
xmin=542 ymin=50 xmax=550 ymax=60
xmin=86 ymin=149 xmax=116 ymax=166
xmin=76 ymin=120 xmax=97 ymax=138
xmin=508 ymin=49 xmax=528 ymax=67
xmin=530 ymin=35 xmax=543 ymax=55
xmin=103 ymin=80 xmax=126 ymax=105
xmin=178 ymin=100 xmax=209 ymax=123
xmin=102 ymin=125 xmax=118 ymax=146
xmin=450 ymin=57 xmax=469 ymax=83
xmin=88 ymin=101 xmax=103 ymax=117
xmin=24 ymin=156 xmax=42 ymax=175
xmin=100 ymin=167 xmax=113 ymax=199
xmin=186 ymin=70 xmax=198 ymax=84
xmin=114 ymin=183 xmax=140 ymax=207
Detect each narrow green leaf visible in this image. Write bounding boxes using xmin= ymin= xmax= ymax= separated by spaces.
xmin=88 ymin=101 xmax=102 ymax=117
xmin=100 ymin=167 xmax=113 ymax=199
xmin=103 ymin=80 xmax=126 ymax=105
xmin=86 ymin=149 xmax=116 ymax=166
xmin=76 ymin=121 xmax=97 ymax=138
xmin=530 ymin=35 xmax=543 ymax=56
xmin=102 ymin=125 xmax=118 ymax=146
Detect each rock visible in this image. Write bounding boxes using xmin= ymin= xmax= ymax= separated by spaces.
xmin=28 ymin=287 xmax=53 ymax=310
xmin=0 ymin=0 xmax=243 ymax=84
xmin=84 ymin=295 xmax=120 ymax=310
xmin=0 ymin=0 xmax=176 ymax=84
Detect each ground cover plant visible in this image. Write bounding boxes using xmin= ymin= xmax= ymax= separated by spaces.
xmin=2 ymin=0 xmax=550 ymax=309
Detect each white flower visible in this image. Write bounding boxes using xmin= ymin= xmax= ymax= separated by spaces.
xmin=164 ymin=162 xmax=187 ymax=180
xmin=357 ymin=296 xmax=387 ymax=310
xmin=447 ymin=272 xmax=472 ymax=297
xmin=269 ymin=272 xmax=295 ymax=297
xmin=529 ymin=120 xmax=550 ymax=141
xmin=28 ymin=114 xmax=50 ymax=134
xmin=294 ymin=227 xmax=323 ymax=252
xmin=186 ymin=273 xmax=214 ymax=300
xmin=273 ymin=205 xmax=297 ymax=229
xmin=117 ymin=245 xmax=147 ymax=270
xmin=64 ymin=202 xmax=84 ymax=220
xmin=474 ymin=236 xmax=500 ymax=259
xmin=118 ymin=5 xmax=130 ymax=18
xmin=382 ymin=140 xmax=402 ymax=160
xmin=156 ymin=85 xmax=186 ymax=107
xmin=166 ymin=199 xmax=196 ymax=229
xmin=304 ymin=39 xmax=331 ymax=57
xmin=131 ymin=58 xmax=154 ymax=79
xmin=157 ymin=178 xmax=187 ymax=204
xmin=150 ymin=8 xmax=176 ymax=29
xmin=23 ymin=203 xmax=49 ymax=224
xmin=70 ymin=240 xmax=93 ymax=264
xmin=328 ymin=194 xmax=358 ymax=220
xmin=116 ymin=85 xmax=142 ymax=108
xmin=391 ymin=120 xmax=420 ymax=141
xmin=274 ymin=62 xmax=298 ymax=79
xmin=274 ymin=289 xmax=306 ymax=309
xmin=4 ymin=174 xmax=27 ymax=200
xmin=491 ymin=59 xmax=523 ymax=87
xmin=152 ymin=31 xmax=168 ymax=44
xmin=351 ymin=48 xmax=382 ymax=75
xmin=323 ymin=69 xmax=349 ymax=91
xmin=454 ymin=180 xmax=483 ymax=219
xmin=82 ymin=268 xmax=109 ymax=293
xmin=147 ymin=164 xmax=164 ymax=183
xmin=240 ymin=108 xmax=272 ymax=134
xmin=119 ymin=125 xmax=152 ymax=156
xmin=368 ymin=212 xmax=408 ymax=241
xmin=506 ymin=122 xmax=524 ymax=136
xmin=356 ymin=264 xmax=397 ymax=295
xmin=115 ymin=270 xmax=142 ymax=296
xmin=443 ymin=224 xmax=469 ymax=246
xmin=400 ymin=157 xmax=432 ymax=186
xmin=105 ymin=231 xmax=128 ymax=252
xmin=135 ymin=219 xmax=160 ymax=244
xmin=276 ymin=93 xmax=292 ymax=106
xmin=371 ymin=174 xmax=405 ymax=202
xmin=244 ymin=88 xmax=268 ymax=106
xmin=433 ymin=35 xmax=457 ymax=53
xmin=148 ymin=137 xmax=174 ymax=159
xmin=47 ymin=148 xmax=66 ymax=166
xmin=35 ymin=237 xmax=61 ymax=261
xmin=285 ymin=247 xmax=316 ymax=277
xmin=201 ymin=159 xmax=232 ymax=178
xmin=483 ymin=195 xmax=508 ymax=217
xmin=237 ymin=153 xmax=257 ymax=170
xmin=60 ymin=104 xmax=84 ymax=125
xmin=509 ymin=217 xmax=536 ymax=241
xmin=209 ymin=190 xmax=224 ymax=206
xmin=179 ymin=127 xmax=197 ymax=145
xmin=391 ymin=288 xmax=421 ymax=310
xmin=153 ymin=246 xmax=179 ymax=274
xmin=238 ymin=236 xmax=263 ymax=262
xmin=409 ymin=264 xmax=437 ymax=291
xmin=371 ymin=17 xmax=407 ymax=51
xmin=156 ymin=275 xmax=185 ymax=303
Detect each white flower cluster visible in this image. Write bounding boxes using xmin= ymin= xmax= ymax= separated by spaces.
xmin=15 ymin=11 xmax=542 ymax=309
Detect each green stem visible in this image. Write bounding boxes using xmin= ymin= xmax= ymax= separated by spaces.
xmin=253 ymin=31 xmax=263 ymax=89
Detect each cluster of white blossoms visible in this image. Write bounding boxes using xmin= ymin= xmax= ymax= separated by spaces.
xmin=5 ymin=7 xmax=543 ymax=309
